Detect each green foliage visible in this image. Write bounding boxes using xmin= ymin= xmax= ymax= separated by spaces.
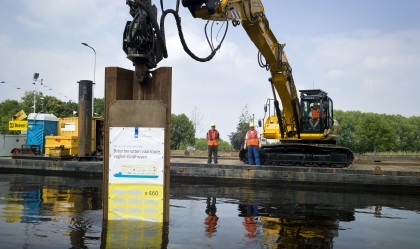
xmin=229 ymin=104 xmax=253 ymax=150
xmin=218 ymin=140 xmax=231 ymax=150
xmin=335 ymin=110 xmax=419 ymax=153
xmin=0 ymin=100 xmax=25 ymax=133
xmin=334 ymin=110 xmax=360 ymax=150
xmin=355 ymin=113 xmax=396 ymax=153
xmin=408 ymin=116 xmax=420 ymax=151
xmin=194 ymin=138 xmax=208 ymax=150
xmin=170 ymin=113 xmax=196 ymax=150
xmin=18 ymin=92 xmax=103 ymax=118
xmin=94 ymin=98 xmax=105 ymax=116
xmin=1 ymin=93 xmax=419 ymax=155
xmin=194 ymin=138 xmax=231 ymax=150
xmin=0 ymin=92 xmax=105 ymax=134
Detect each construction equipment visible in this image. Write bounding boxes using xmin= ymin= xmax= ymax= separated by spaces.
xmin=122 ymin=0 xmax=354 ymax=167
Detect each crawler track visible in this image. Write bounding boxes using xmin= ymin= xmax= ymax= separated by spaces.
xmin=240 ymin=144 xmax=354 ymax=168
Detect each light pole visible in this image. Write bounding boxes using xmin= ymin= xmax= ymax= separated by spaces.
xmin=33 ymin=73 xmax=39 ymax=113
xmin=40 ymin=97 xmax=45 ymax=113
xmin=81 ymin=42 xmax=96 ymax=116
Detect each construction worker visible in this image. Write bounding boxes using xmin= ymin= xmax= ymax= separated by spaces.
xmin=244 ymin=122 xmax=260 ymax=165
xmin=309 ymin=103 xmax=320 ymax=128
xmin=206 ymin=122 xmax=220 ymax=164
xmin=309 ymin=103 xmax=326 ymax=129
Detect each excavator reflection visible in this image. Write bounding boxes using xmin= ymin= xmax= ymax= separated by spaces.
xmin=238 ymin=203 xmax=355 ymax=248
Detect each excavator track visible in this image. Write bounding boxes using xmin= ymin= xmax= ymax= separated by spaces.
xmin=240 ymin=144 xmax=354 ymax=168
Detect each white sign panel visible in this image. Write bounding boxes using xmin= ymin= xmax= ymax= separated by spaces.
xmin=61 ymin=122 xmax=76 ymax=132
xmin=109 ymin=127 xmax=164 ymax=184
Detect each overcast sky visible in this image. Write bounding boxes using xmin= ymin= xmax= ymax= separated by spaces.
xmin=1 ymin=1 xmax=419 ymax=141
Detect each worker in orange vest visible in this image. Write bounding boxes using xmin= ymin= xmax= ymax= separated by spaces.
xmin=244 ymin=122 xmax=260 ymax=165
xmin=206 ymin=122 xmax=220 ymax=164
xmin=309 ymin=103 xmax=326 ymax=129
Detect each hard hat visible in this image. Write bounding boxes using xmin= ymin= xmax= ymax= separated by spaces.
xmin=210 ymin=122 xmax=216 ymax=127
xmin=249 ymin=122 xmax=254 ymax=127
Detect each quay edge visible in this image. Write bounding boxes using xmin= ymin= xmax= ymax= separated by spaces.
xmin=0 ymin=157 xmax=419 ymax=193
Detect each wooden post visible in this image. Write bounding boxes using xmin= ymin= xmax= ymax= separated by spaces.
xmin=103 ymin=67 xmax=172 ymax=222
xmin=77 ymin=80 xmax=93 ymax=157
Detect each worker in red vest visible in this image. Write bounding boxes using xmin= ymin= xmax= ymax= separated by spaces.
xmin=244 ymin=122 xmax=260 ymax=165
xmin=206 ymin=122 xmax=220 ymax=164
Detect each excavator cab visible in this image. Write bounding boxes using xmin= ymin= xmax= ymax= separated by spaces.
xmin=299 ymin=89 xmax=334 ymax=135
xmin=260 ymin=89 xmax=337 ymax=143
xmin=259 ymin=98 xmax=280 ymax=139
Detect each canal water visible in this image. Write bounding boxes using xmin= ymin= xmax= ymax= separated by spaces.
xmin=0 ymin=173 xmax=419 ymax=249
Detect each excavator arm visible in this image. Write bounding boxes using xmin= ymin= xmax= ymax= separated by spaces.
xmin=124 ymin=0 xmax=300 ymax=139
xmin=182 ymin=0 xmax=301 ymax=139
xmin=123 ymin=0 xmax=354 ymax=167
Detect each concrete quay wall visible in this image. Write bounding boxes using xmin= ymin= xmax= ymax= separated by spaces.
xmin=170 ymin=162 xmax=420 ymax=191
xmin=0 ymin=158 xmax=103 ymax=177
xmin=0 ymin=157 xmax=419 ymax=191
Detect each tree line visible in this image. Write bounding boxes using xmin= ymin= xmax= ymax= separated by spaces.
xmin=172 ymin=106 xmax=420 ymax=154
xmin=0 ymin=92 xmax=104 ymax=134
xmin=171 ymin=105 xmax=254 ymax=151
xmin=1 ymin=93 xmax=418 ymax=154
xmin=334 ymin=110 xmax=420 ymax=154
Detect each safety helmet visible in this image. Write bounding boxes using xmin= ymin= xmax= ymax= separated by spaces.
xmin=249 ymin=122 xmax=254 ymax=127
xmin=210 ymin=122 xmax=216 ymax=127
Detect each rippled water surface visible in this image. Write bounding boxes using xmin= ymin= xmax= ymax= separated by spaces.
xmin=0 ymin=173 xmax=419 ymax=249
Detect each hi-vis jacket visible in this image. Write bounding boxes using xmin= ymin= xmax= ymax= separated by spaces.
xmin=311 ymin=108 xmax=326 ymax=119
xmin=246 ymin=130 xmax=259 ymax=146
xmin=311 ymin=108 xmax=320 ymax=119
xmin=206 ymin=129 xmax=220 ymax=146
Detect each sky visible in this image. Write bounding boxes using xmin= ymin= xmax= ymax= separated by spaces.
xmin=1 ymin=0 xmax=419 ymax=142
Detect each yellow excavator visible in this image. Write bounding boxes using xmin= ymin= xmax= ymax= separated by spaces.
xmin=122 ymin=0 xmax=354 ymax=167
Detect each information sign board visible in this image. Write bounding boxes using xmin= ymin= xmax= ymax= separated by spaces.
xmin=108 ymin=127 xmax=165 ymax=221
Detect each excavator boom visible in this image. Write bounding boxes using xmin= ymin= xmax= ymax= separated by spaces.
xmin=183 ymin=0 xmax=301 ymax=136
xmin=123 ymin=0 xmax=354 ymax=167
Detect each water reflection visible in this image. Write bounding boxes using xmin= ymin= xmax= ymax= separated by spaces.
xmin=204 ymin=197 xmax=218 ymax=237
xmin=101 ymin=220 xmax=168 ymax=249
xmin=238 ymin=204 xmax=258 ymax=239
xmin=0 ymin=174 xmax=420 ymax=248
xmin=0 ymin=174 xmax=103 ymax=249
xmin=169 ymin=180 xmax=420 ymax=249
xmin=257 ymin=203 xmax=349 ymax=248
xmin=236 ymin=201 xmax=353 ymax=248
